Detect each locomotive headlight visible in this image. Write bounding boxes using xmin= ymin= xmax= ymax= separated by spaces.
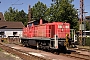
xmin=58 ymin=25 xmax=62 ymax=28
xmin=65 ymin=25 xmax=69 ymax=28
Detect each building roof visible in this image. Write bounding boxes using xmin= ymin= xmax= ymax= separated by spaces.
xmin=0 ymin=21 xmax=24 ymax=29
xmin=85 ymin=16 xmax=90 ymax=20
xmin=85 ymin=16 xmax=90 ymax=18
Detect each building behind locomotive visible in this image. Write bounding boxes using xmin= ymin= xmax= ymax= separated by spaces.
xmin=21 ymin=19 xmax=71 ymax=51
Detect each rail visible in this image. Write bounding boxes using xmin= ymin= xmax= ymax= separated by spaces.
xmin=0 ymin=42 xmax=50 ymax=60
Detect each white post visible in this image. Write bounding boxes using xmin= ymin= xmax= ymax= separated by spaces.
xmin=54 ymin=35 xmax=58 ymax=49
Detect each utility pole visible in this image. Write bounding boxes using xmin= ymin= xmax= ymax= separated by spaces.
xmin=79 ymin=0 xmax=84 ymax=45
xmin=28 ymin=5 xmax=31 ymax=22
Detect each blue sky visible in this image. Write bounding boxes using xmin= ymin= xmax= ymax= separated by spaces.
xmin=0 ymin=0 xmax=90 ymax=16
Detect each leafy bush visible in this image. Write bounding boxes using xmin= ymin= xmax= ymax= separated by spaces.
xmin=85 ymin=37 xmax=90 ymax=46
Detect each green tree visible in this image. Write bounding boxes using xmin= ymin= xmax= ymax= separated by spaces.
xmin=14 ymin=10 xmax=28 ymax=26
xmin=31 ymin=1 xmax=48 ymax=20
xmin=50 ymin=0 xmax=78 ymax=30
xmin=4 ymin=7 xmax=28 ymax=26
xmin=4 ymin=7 xmax=16 ymax=21
xmin=86 ymin=21 xmax=90 ymax=30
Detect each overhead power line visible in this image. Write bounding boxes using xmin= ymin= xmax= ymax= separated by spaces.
xmin=12 ymin=3 xmax=23 ymax=5
xmin=13 ymin=0 xmax=19 ymax=4
xmin=11 ymin=0 xmax=23 ymax=5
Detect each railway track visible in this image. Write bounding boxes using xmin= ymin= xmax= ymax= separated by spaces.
xmin=0 ymin=42 xmax=50 ymax=60
xmin=60 ymin=50 xmax=90 ymax=60
xmin=61 ymin=54 xmax=90 ymax=60
xmin=73 ymin=48 xmax=90 ymax=52
xmin=0 ymin=42 xmax=90 ymax=60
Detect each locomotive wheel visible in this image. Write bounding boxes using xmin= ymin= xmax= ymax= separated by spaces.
xmin=24 ymin=41 xmax=29 ymax=47
xmin=50 ymin=49 xmax=54 ymax=53
xmin=56 ymin=49 xmax=60 ymax=55
xmin=61 ymin=46 xmax=67 ymax=53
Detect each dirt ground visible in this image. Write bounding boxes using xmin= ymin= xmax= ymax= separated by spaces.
xmin=78 ymin=45 xmax=90 ymax=49
xmin=0 ymin=48 xmax=22 ymax=60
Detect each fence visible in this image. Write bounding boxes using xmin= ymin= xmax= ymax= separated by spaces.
xmin=0 ymin=36 xmax=20 ymax=44
xmin=7 ymin=36 xmax=20 ymax=44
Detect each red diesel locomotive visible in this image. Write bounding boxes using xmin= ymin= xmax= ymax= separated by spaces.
xmin=21 ymin=19 xmax=71 ymax=53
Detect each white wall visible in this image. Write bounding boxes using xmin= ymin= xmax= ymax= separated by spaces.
xmin=0 ymin=29 xmax=23 ymax=38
